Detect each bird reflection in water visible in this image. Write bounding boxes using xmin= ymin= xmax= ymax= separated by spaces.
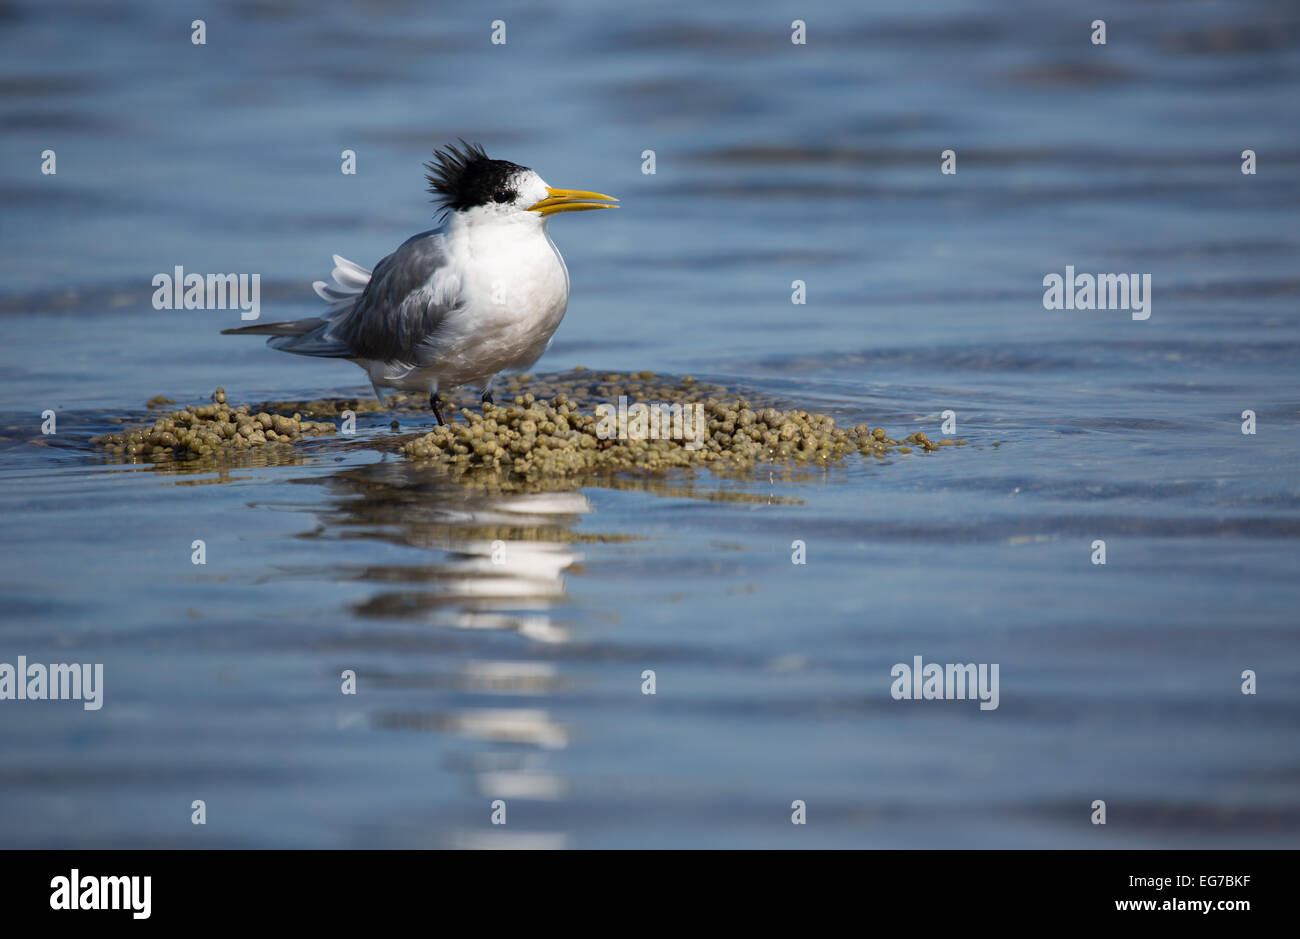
xmin=309 ymin=461 xmax=594 ymax=847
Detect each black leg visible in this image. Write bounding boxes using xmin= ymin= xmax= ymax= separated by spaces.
xmin=481 ymin=390 xmax=494 ymax=406
xmin=429 ymin=392 xmax=446 ymax=427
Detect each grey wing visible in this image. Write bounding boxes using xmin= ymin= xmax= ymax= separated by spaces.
xmin=266 ymin=231 xmax=459 ymax=362
xmin=331 ymin=230 xmax=461 ymax=364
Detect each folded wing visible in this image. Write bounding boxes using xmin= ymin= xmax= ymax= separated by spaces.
xmin=222 ymin=231 xmax=460 ymax=364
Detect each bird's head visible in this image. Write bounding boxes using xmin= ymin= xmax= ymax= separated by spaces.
xmin=424 ymin=140 xmax=618 ymax=224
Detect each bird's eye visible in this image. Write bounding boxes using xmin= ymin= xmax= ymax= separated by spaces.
xmin=493 ymin=190 xmax=512 ymax=203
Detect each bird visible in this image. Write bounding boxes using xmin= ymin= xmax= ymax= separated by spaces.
xmin=222 ymin=140 xmax=617 ymax=425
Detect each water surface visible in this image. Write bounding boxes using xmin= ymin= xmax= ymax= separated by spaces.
xmin=1 ymin=0 xmax=1298 ymax=847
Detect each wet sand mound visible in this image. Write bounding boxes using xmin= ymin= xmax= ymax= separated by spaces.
xmin=92 ymin=387 xmax=336 ymax=463
xmin=91 ymin=369 xmax=965 ymax=482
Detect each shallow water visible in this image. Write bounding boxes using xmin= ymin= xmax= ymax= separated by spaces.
xmin=1 ymin=0 xmax=1298 ymax=847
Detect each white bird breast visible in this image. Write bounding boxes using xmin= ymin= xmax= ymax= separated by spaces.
xmin=376 ymin=215 xmax=571 ymax=393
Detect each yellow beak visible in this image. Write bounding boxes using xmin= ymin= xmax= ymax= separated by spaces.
xmin=527 ymin=187 xmax=619 ymax=217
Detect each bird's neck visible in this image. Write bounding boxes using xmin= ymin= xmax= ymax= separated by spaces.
xmin=454 ymin=211 xmax=547 ymax=254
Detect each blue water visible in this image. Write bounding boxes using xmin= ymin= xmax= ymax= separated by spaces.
xmin=0 ymin=0 xmax=1298 ymax=847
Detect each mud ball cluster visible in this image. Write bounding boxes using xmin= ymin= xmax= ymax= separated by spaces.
xmin=92 ymin=387 xmax=336 ymax=463
xmin=401 ymin=389 xmax=962 ymax=480
xmin=89 ymin=372 xmax=967 ymax=477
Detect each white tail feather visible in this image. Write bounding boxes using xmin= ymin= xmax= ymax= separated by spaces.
xmin=312 ymin=254 xmax=372 ymax=309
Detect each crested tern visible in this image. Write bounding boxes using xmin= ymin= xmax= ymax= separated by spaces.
xmin=223 ymin=140 xmax=617 ymax=425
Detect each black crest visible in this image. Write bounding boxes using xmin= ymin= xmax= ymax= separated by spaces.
xmin=424 ymin=140 xmax=527 ymax=213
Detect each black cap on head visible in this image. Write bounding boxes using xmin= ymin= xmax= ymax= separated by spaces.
xmin=424 ymin=140 xmax=529 ymax=213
